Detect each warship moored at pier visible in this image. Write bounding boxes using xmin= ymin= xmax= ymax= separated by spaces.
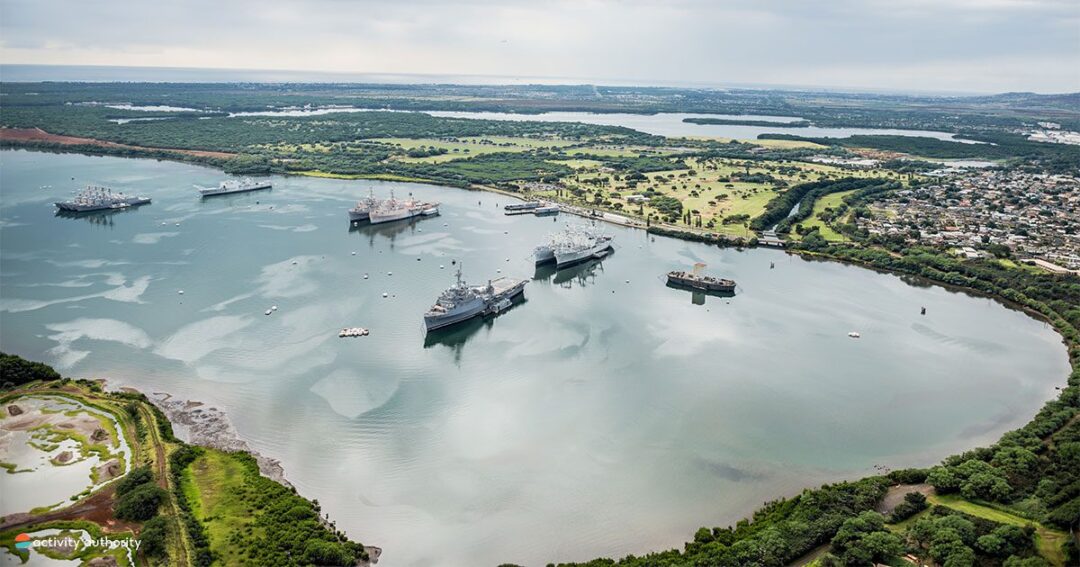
xmin=424 ymin=266 xmax=527 ymax=332
xmin=552 ymin=231 xmax=613 ymax=269
xmin=504 ymin=202 xmax=541 ymax=212
xmin=535 ymin=225 xmax=613 ymax=267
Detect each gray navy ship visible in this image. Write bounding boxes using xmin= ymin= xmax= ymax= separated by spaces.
xmin=534 ymin=225 xmax=612 ymax=267
xmin=369 ymin=191 xmax=439 ymax=224
xmin=198 ymin=177 xmax=272 ymax=197
xmin=667 ymin=263 xmax=736 ymax=293
xmin=55 ymin=186 xmax=151 ymax=212
xmin=424 ymin=265 xmax=527 ymax=332
xmin=348 ymin=190 xmax=382 ymax=221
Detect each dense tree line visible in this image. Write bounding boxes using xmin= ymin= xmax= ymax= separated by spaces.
xmin=4 ymin=82 xmax=1074 ymax=131
xmin=758 ymin=133 xmax=1080 ymax=167
xmin=750 ymin=177 xmax=887 ymax=232
xmin=776 ymin=179 xmax=897 ymax=234
xmin=0 ymin=104 xmax=648 ymax=153
xmin=0 ymin=351 xmax=62 ymax=388
xmin=548 ymin=477 xmax=891 ymax=567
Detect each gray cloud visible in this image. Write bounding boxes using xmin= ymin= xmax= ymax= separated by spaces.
xmin=1 ymin=0 xmax=1077 ymax=93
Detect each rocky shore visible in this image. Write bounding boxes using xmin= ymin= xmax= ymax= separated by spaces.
xmin=141 ymin=390 xmax=291 ymax=487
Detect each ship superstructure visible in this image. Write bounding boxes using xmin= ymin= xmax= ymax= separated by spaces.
xmin=667 ymin=263 xmax=736 ymax=293
xmin=348 ymin=190 xmax=383 ymax=221
xmin=55 ymin=186 xmax=152 ymax=212
xmin=549 ymin=226 xmax=614 ymax=269
xmin=368 ymin=191 xmax=440 ymax=224
xmin=535 ymin=225 xmax=613 ymax=266
xmin=424 ymin=265 xmax=527 ymax=332
xmin=198 ymin=177 xmax=272 ymax=197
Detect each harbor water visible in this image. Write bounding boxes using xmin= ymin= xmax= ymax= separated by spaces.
xmin=0 ymin=150 xmax=1070 ymax=566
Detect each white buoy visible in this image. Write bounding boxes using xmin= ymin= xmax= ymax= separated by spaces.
xmin=363 ymin=274 xmax=369 ymax=279
xmin=496 ymin=269 xmax=502 ymax=273
xmin=625 ymin=280 xmax=630 ymax=283
xmin=178 ymin=290 xmax=184 ymax=295
xmin=382 ymin=292 xmax=388 ymax=298
xmin=351 ymin=251 xmax=356 ymax=256
xmin=175 ymin=223 xmax=180 ymax=226
xmin=439 ymin=265 xmax=445 ymax=269
xmin=271 ymin=305 xmax=278 ymax=311
xmin=265 ymin=309 xmax=272 ymax=315
xmin=387 ymin=271 xmax=393 ymax=276
xmin=292 ymin=260 xmax=298 ymax=265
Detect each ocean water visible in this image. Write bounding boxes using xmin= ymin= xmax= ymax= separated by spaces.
xmin=0 ymin=150 xmax=1069 ymax=566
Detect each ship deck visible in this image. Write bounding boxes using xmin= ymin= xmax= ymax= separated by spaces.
xmin=489 ymin=277 xmax=526 ymax=296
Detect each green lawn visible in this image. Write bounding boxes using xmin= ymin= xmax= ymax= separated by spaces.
xmin=183 ymin=449 xmax=260 ymax=566
xmin=374 ymin=136 xmax=576 ymax=163
xmin=793 ymin=189 xmax=854 ymax=242
xmin=548 ymin=158 xmax=604 ymax=169
xmin=563 ymin=146 xmax=651 ymax=158
xmin=928 ymin=494 xmax=1068 ymax=566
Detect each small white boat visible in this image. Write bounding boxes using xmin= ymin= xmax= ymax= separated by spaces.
xmin=422 ymin=207 xmax=439 ymax=216
xmin=848 ymin=332 xmax=861 ymax=338
xmin=338 ymin=327 xmax=370 ymax=338
xmin=265 ymin=309 xmax=272 ymax=316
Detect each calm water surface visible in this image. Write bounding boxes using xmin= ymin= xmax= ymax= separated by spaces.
xmin=0 ymin=150 xmax=1069 ymax=566
xmin=422 ymin=110 xmax=979 ymax=142
xmin=116 ymin=103 xmax=971 ymax=142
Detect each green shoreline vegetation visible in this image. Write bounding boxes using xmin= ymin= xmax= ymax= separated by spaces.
xmin=1 ymin=354 xmax=369 ymax=567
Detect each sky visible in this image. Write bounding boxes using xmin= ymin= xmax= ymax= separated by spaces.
xmin=1 ymin=0 xmax=1078 ymax=94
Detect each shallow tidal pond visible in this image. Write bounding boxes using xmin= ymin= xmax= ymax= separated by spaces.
xmin=0 ymin=395 xmax=131 ymax=515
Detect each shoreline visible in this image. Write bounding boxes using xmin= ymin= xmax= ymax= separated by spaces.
xmin=4 ymin=144 xmax=1077 ymax=564
xmin=140 ymin=388 xmax=291 ymax=487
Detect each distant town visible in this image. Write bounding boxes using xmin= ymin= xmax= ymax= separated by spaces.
xmin=856 ymin=168 xmax=1080 ymax=272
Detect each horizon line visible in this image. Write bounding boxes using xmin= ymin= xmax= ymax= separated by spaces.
xmin=4 ymin=63 xmax=1077 ymax=98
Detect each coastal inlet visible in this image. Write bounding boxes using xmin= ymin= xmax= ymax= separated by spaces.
xmin=0 ymin=150 xmax=1070 ymax=566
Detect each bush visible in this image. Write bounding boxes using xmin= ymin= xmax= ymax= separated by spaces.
xmin=114 ymin=483 xmax=167 ymax=521
xmin=888 ymin=491 xmax=928 ymax=523
xmin=115 ymin=465 xmax=154 ymax=496
xmin=0 ymin=352 xmax=61 ymax=389
xmin=140 ymin=516 xmax=169 ymax=558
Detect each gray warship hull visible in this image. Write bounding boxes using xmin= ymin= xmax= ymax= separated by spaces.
xmin=199 ymin=181 xmax=272 ymax=197
xmin=424 ymin=277 xmax=527 ymax=332
xmin=54 ymin=196 xmax=151 ymax=212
